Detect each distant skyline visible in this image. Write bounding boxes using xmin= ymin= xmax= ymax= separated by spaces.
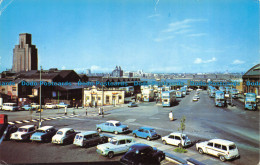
xmin=0 ymin=0 xmax=259 ymax=73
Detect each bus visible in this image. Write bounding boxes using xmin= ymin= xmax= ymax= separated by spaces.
xmin=180 ymin=87 xmax=187 ymax=96
xmin=165 ymin=86 xmax=171 ymax=91
xmin=244 ymin=93 xmax=257 ymax=110
xmin=162 ymin=90 xmax=176 ymax=107
xmin=142 ymin=89 xmax=154 ymax=102
xmin=208 ymin=86 xmax=216 ymax=98
xmin=215 ymin=91 xmax=225 ymax=107
xmin=231 ymin=89 xmax=239 ymax=98
xmin=176 ymin=90 xmax=182 ymax=98
xmin=219 ymin=86 xmax=225 ymax=92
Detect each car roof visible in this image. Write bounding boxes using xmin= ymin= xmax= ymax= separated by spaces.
xmin=209 ymin=139 xmax=235 ymax=145
xmin=169 ymin=132 xmax=186 ymax=136
xmin=20 ymin=125 xmax=34 ymax=129
xmin=57 ymin=128 xmax=73 ymax=132
xmin=139 ymin=127 xmax=154 ymax=130
xmin=111 ymin=135 xmax=133 ymax=140
xmin=77 ymin=131 xmax=98 ymax=136
xmin=38 ymin=126 xmax=54 ymax=131
xmin=106 ymin=120 xmax=120 ymax=124
xmin=130 ymin=143 xmax=151 ymax=150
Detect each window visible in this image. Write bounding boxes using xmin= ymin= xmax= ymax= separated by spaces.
xmin=105 ymin=123 xmax=109 ymax=126
xmin=86 ymin=96 xmax=89 ymax=100
xmin=144 ymin=130 xmax=149 ymax=133
xmin=109 ymin=123 xmax=114 ymax=126
xmin=119 ymin=95 xmax=122 ymax=100
xmin=138 ymin=129 xmax=143 ymax=132
xmin=112 ymin=96 xmax=116 ymax=99
xmin=106 ymin=96 xmax=109 ymax=103
xmin=98 ymin=97 xmax=101 ymax=100
xmin=175 ymin=136 xmax=181 ymax=140
xmin=207 ymin=142 xmax=213 ymax=147
xmin=229 ymin=145 xmax=236 ymax=150
xmin=222 ymin=145 xmax=227 ymax=151
xmin=119 ymin=140 xmax=126 ymax=145
xmin=214 ymin=143 xmax=221 ymax=149
xmin=12 ymin=87 xmax=17 ymax=92
xmin=126 ymin=139 xmax=132 ymax=143
xmin=169 ymin=135 xmax=174 ymax=139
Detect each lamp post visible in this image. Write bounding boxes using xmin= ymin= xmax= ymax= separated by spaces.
xmin=102 ymin=77 xmax=104 ymax=109
xmin=39 ymin=66 xmax=42 ymax=128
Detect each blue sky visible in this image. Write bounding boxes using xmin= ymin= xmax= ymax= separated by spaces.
xmin=0 ymin=0 xmax=259 ymax=73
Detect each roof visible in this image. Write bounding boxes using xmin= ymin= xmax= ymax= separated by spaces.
xmin=243 ymin=64 xmax=260 ymax=79
xmin=38 ymin=126 xmax=54 ymax=131
xmin=76 ymin=131 xmax=98 ymax=136
xmin=20 ymin=125 xmax=34 ymax=129
xmin=129 ymin=143 xmax=151 ymax=150
xmin=106 ymin=120 xmax=120 ymax=124
xmin=169 ymin=132 xmax=187 ymax=136
xmin=209 ymin=139 xmax=235 ymax=145
xmin=57 ymin=128 xmax=73 ymax=132
xmin=139 ymin=127 xmax=155 ymax=130
xmin=111 ymin=135 xmax=133 ymax=140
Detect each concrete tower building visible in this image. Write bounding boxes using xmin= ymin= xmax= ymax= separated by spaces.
xmin=12 ymin=33 xmax=38 ymax=72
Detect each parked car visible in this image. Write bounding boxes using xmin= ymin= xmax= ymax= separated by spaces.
xmin=132 ymin=127 xmax=160 ymax=141
xmin=73 ymin=131 xmax=108 ymax=147
xmin=196 ymin=139 xmax=240 ymax=162
xmin=2 ymin=103 xmax=19 ymax=111
xmin=120 ymin=143 xmax=165 ymax=165
xmin=21 ymin=105 xmax=33 ymax=111
xmin=162 ymin=132 xmax=191 ymax=148
xmin=96 ymin=120 xmax=129 ymax=134
xmin=10 ymin=125 xmax=36 ymax=141
xmin=4 ymin=125 xmax=18 ymax=140
xmin=193 ymin=97 xmax=199 ymax=102
xmin=51 ymin=128 xmax=77 ymax=144
xmin=128 ymin=102 xmax=138 ymax=107
xmin=31 ymin=103 xmax=40 ymax=109
xmin=30 ymin=126 xmax=57 ymax=142
xmin=96 ymin=136 xmax=136 ymax=158
xmin=45 ymin=103 xmax=57 ymax=109
xmin=56 ymin=102 xmax=69 ymax=108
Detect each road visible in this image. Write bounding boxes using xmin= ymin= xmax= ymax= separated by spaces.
xmin=0 ymin=90 xmax=259 ymax=165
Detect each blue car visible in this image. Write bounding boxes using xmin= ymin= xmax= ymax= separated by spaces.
xmin=21 ymin=105 xmax=33 ymax=111
xmin=30 ymin=126 xmax=57 ymax=142
xmin=96 ymin=120 xmax=129 ymax=135
xmin=132 ymin=127 xmax=160 ymax=141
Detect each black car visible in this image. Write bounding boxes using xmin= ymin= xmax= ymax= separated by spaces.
xmin=120 ymin=143 xmax=165 ymax=165
xmin=4 ymin=125 xmax=18 ymax=140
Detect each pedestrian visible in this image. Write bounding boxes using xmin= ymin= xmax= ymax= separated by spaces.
xmin=102 ymin=107 xmax=104 ymax=118
xmin=64 ymin=106 xmax=67 ymax=115
xmin=98 ymin=107 xmax=101 ymax=115
xmin=34 ymin=124 xmax=38 ymax=130
xmin=169 ymin=111 xmax=174 ymax=121
xmin=85 ymin=108 xmax=87 ymax=116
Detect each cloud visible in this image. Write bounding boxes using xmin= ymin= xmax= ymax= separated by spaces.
xmin=163 ymin=19 xmax=206 ymax=33
xmin=0 ymin=0 xmax=15 ymax=16
xmin=148 ymin=14 xmax=160 ymax=18
xmin=154 ymin=35 xmax=174 ymax=42
xmin=74 ymin=65 xmax=111 ymax=73
xmin=61 ymin=66 xmax=66 ymax=70
xmin=194 ymin=57 xmax=216 ymax=64
xmin=188 ymin=33 xmax=207 ymax=37
xmin=232 ymin=59 xmax=245 ymax=64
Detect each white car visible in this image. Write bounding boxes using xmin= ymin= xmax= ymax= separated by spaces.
xmin=162 ymin=132 xmax=191 ymax=148
xmin=31 ymin=103 xmax=40 ymax=109
xmin=193 ymin=97 xmax=198 ymax=102
xmin=2 ymin=103 xmax=19 ymax=111
xmin=10 ymin=125 xmax=36 ymax=141
xmin=52 ymin=128 xmax=77 ymax=144
xmin=96 ymin=136 xmax=136 ymax=158
xmin=45 ymin=103 xmax=57 ymax=109
xmin=196 ymin=139 xmax=240 ymax=162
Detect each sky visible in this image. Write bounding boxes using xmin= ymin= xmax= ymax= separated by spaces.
xmin=0 ymin=0 xmax=259 ymax=73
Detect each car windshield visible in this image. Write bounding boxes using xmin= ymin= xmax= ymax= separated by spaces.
xmin=56 ymin=131 xmax=63 ymax=135
xmin=182 ymin=135 xmax=189 ymax=140
xmin=150 ymin=129 xmax=156 ymax=133
xmin=36 ymin=130 xmax=46 ymax=133
xmin=18 ymin=128 xmax=28 ymax=132
xmin=229 ymin=145 xmax=236 ymax=150
xmin=115 ymin=123 xmax=121 ymax=126
xmin=75 ymin=135 xmax=82 ymax=140
xmin=110 ymin=139 xmax=118 ymax=145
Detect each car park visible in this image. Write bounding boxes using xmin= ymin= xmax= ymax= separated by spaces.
xmin=30 ymin=126 xmax=57 ymax=142
xmin=96 ymin=136 xmax=136 ymax=158
xmin=132 ymin=127 xmax=160 ymax=141
xmin=10 ymin=125 xmax=36 ymax=141
xmin=4 ymin=125 xmax=18 ymax=140
xmin=45 ymin=103 xmax=57 ymax=109
xmin=128 ymin=102 xmax=138 ymax=107
xmin=96 ymin=120 xmax=129 ymax=134
xmin=196 ymin=139 xmax=240 ymax=162
xmin=120 ymin=143 xmax=165 ymax=165
xmin=56 ymin=102 xmax=69 ymax=108
xmin=52 ymin=128 xmax=77 ymax=144
xmin=21 ymin=105 xmax=33 ymax=111
xmin=162 ymin=132 xmax=191 ymax=148
xmin=73 ymin=131 xmax=108 ymax=147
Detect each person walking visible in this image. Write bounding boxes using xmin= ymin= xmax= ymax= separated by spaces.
xmin=98 ymin=107 xmax=101 ymax=115
xmin=85 ymin=108 xmax=87 ymax=116
xmin=169 ymin=111 xmax=174 ymax=121
xmin=64 ymin=106 xmax=67 ymax=115
xmin=102 ymin=107 xmax=104 ymax=118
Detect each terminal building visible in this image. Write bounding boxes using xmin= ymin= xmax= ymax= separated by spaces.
xmin=242 ymin=64 xmax=260 ymax=96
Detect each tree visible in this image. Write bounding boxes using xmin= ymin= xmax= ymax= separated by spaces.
xmin=178 ymin=115 xmax=186 ymax=134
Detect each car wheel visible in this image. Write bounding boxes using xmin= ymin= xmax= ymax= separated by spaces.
xmin=97 ymin=128 xmax=102 ymax=133
xmin=147 ymin=137 xmax=151 ymax=141
xmin=198 ymin=148 xmax=204 ymax=154
xmin=108 ymin=151 xmax=114 ymax=159
xmin=114 ymin=131 xmax=118 ymax=135
xmin=219 ymin=155 xmax=226 ymax=162
xmin=133 ymin=133 xmax=137 ymax=138
xmin=162 ymin=140 xmax=167 ymax=145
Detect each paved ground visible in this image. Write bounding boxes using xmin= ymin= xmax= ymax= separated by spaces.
xmin=0 ymin=90 xmax=259 ymax=165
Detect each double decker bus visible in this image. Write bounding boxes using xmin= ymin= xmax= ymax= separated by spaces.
xmin=208 ymin=86 xmax=216 ymax=98
xmin=180 ymin=86 xmax=187 ymax=96
xmin=142 ymin=89 xmax=154 ymax=102
xmin=244 ymin=93 xmax=257 ymax=110
xmin=162 ymin=90 xmax=176 ymax=107
xmin=176 ymin=90 xmax=183 ymax=98
xmin=215 ymin=91 xmax=225 ymax=107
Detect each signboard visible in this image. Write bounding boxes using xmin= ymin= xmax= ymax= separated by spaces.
xmin=0 ymin=114 xmax=7 ymax=124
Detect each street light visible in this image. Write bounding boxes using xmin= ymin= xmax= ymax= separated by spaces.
xmin=39 ymin=66 xmax=42 ymax=128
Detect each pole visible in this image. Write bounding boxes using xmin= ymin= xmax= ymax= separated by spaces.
xmin=39 ymin=66 xmax=42 ymax=128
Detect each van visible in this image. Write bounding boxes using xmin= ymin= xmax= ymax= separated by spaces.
xmin=73 ymin=131 xmax=107 ymax=147
xmin=2 ymin=103 xmax=19 ymax=111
